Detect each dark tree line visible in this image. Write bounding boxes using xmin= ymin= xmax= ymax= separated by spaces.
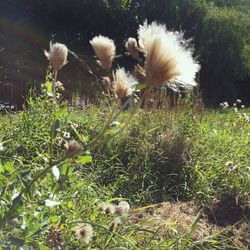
xmin=0 ymin=0 xmax=250 ymax=106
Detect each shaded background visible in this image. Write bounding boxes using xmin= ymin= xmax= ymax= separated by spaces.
xmin=0 ymin=0 xmax=250 ymax=107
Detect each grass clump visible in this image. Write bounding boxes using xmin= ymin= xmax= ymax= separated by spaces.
xmin=66 ymin=101 xmax=249 ymax=205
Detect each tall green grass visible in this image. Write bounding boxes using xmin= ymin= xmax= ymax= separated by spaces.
xmin=0 ymin=97 xmax=249 ymax=249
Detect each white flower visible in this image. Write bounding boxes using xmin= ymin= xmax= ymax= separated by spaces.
xmin=52 ymin=166 xmax=60 ymax=181
xmin=0 ymin=143 xmax=4 ymax=151
xmin=220 ymin=102 xmax=229 ymax=109
xmin=56 ymin=93 xmax=62 ymax=99
xmin=242 ymin=113 xmax=250 ymax=122
xmin=110 ymin=121 xmax=121 ymax=128
xmin=63 ymin=132 xmax=70 ymax=139
xmin=45 ymin=199 xmax=61 ymax=207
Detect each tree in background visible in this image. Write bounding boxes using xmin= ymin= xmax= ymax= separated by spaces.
xmin=0 ymin=0 xmax=249 ymax=106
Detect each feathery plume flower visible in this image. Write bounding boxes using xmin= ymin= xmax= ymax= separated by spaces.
xmin=125 ymin=37 xmax=140 ymax=59
xmin=138 ymin=21 xmax=166 ymax=53
xmin=64 ymin=140 xmax=81 ymax=157
xmin=90 ymin=35 xmax=116 ymax=69
xmin=138 ymin=21 xmax=200 ymax=88
xmin=75 ymin=224 xmax=93 ymax=245
xmin=44 ymin=42 xmax=68 ymax=71
xmin=102 ymin=76 xmax=112 ymax=96
xmin=145 ymin=35 xmax=181 ymax=87
xmin=133 ymin=64 xmax=146 ymax=83
xmin=113 ymin=68 xmax=137 ymax=99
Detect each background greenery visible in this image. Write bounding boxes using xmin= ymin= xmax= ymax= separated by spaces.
xmin=1 ymin=0 xmax=250 ymax=106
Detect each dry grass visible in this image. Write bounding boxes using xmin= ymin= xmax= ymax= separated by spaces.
xmin=129 ymin=196 xmax=250 ymax=249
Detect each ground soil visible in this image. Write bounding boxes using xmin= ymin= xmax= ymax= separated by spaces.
xmin=130 ymin=195 xmax=250 ymax=249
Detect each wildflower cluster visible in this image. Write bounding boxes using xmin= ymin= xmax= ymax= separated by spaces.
xmin=88 ymin=21 xmax=200 ymax=107
xmin=71 ymin=201 xmax=130 ymax=246
xmin=220 ymin=101 xmax=229 ymax=109
xmin=232 ymin=100 xmax=250 ymax=122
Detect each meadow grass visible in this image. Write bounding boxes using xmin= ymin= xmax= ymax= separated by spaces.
xmin=0 ymin=97 xmax=249 ymax=249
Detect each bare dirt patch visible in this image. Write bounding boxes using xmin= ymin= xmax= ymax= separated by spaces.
xmin=130 ymin=196 xmax=249 ymax=249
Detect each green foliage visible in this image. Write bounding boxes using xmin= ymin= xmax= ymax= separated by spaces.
xmin=70 ymin=102 xmax=249 ymax=204
xmin=1 ymin=94 xmax=249 ymax=248
xmin=1 ymin=0 xmax=250 ymax=105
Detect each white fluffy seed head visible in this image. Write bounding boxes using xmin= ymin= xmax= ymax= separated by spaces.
xmin=113 ymin=68 xmax=137 ymax=99
xmin=103 ymin=204 xmax=116 ymax=215
xmin=138 ymin=21 xmax=166 ymax=53
xmin=75 ymin=224 xmax=93 ymax=245
xmin=125 ymin=37 xmax=140 ymax=59
xmin=44 ymin=42 xmax=68 ymax=71
xmin=90 ymin=35 xmax=116 ymax=69
xmin=115 ymin=201 xmax=130 ymax=216
xmin=138 ymin=21 xmax=200 ymax=87
xmin=118 ymin=201 xmax=130 ymax=213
